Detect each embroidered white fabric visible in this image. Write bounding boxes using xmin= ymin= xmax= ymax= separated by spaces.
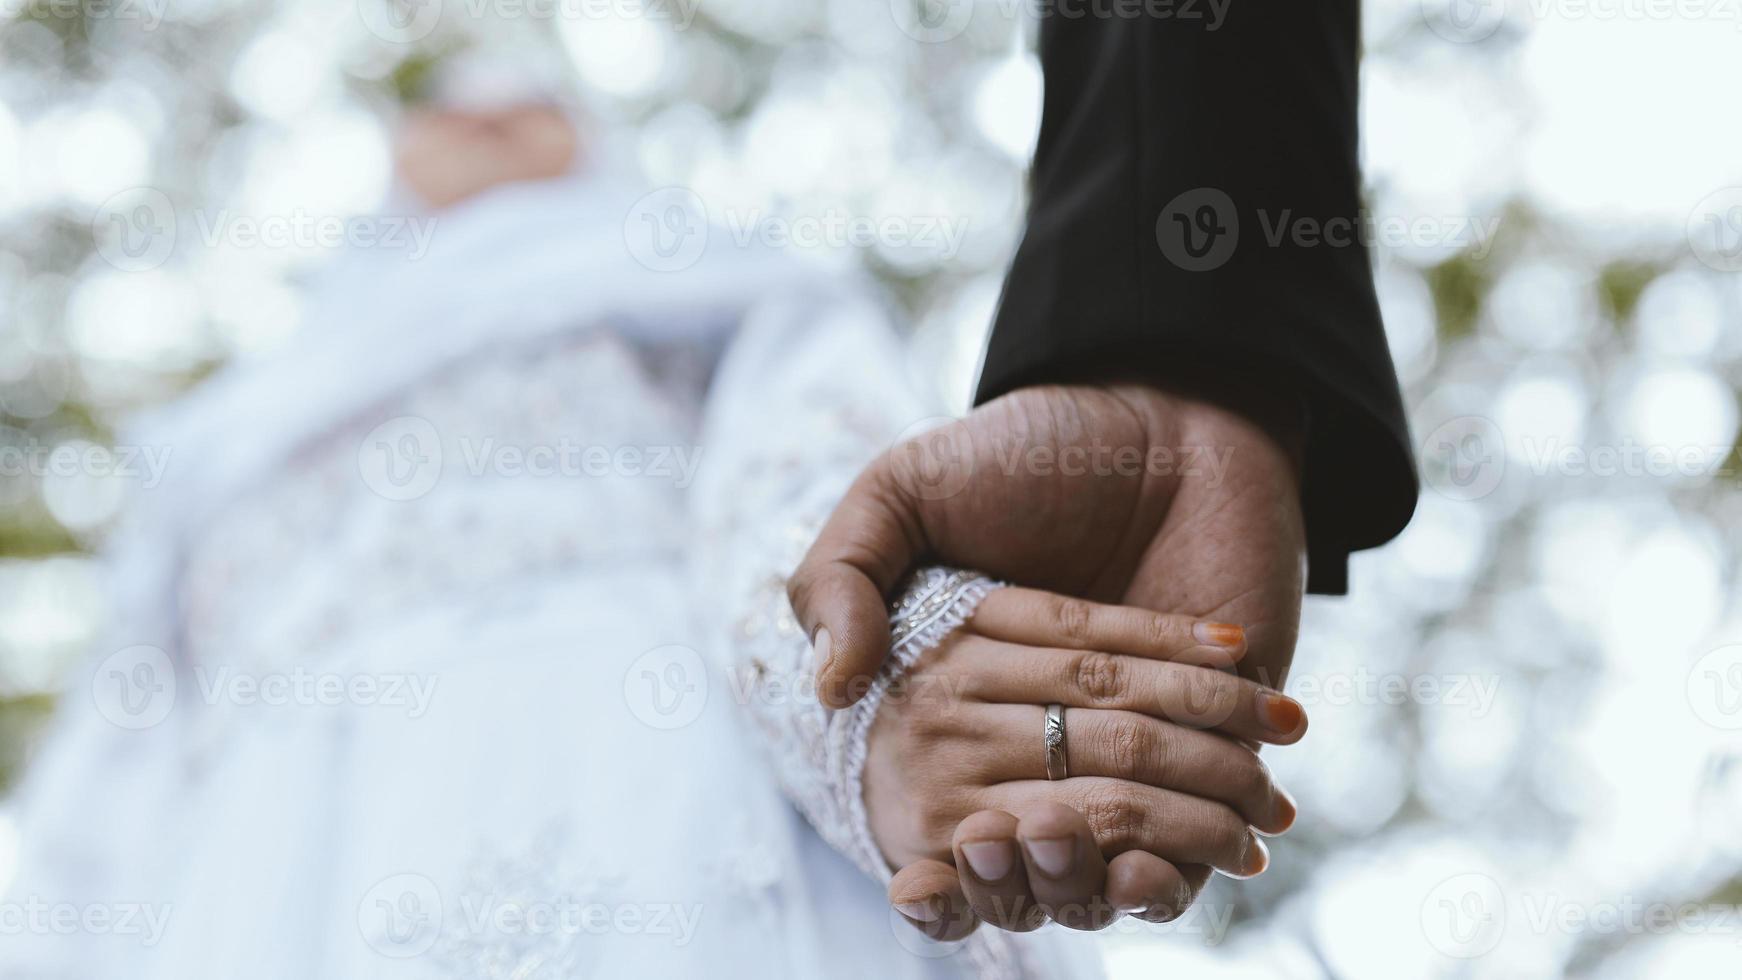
xmin=718 ymin=565 xmax=1001 ymax=882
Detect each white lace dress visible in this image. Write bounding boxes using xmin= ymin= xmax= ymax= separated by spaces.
xmin=0 ymin=174 xmax=1098 ymax=980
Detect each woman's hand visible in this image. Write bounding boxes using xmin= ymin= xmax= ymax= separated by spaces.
xmin=863 ymin=587 xmax=1305 ymax=938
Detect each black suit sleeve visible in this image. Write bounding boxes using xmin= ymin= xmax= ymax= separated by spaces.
xmin=975 ymin=1 xmax=1418 ymax=594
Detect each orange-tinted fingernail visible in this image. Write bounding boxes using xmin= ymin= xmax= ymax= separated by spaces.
xmin=1193 ymin=622 xmax=1245 ymax=649
xmin=1257 ymin=692 xmax=1305 ymax=737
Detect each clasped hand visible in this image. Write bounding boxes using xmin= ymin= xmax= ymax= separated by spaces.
xmin=787 ymin=382 xmax=1312 ymax=937
xmin=868 ymin=587 xmax=1304 ymax=937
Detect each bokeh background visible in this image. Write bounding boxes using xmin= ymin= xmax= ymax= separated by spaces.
xmin=3 ymin=0 xmax=1742 ymax=976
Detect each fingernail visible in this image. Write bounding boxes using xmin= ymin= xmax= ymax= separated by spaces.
xmin=1257 ymin=691 xmax=1305 ymax=737
xmin=812 ymin=626 xmax=831 ymax=668
xmin=1242 ymin=834 xmax=1270 ymax=877
xmin=895 ymin=900 xmax=939 ymax=923
xmin=1120 ymin=879 xmax=1191 ymax=918
xmin=961 ymin=840 xmax=1015 ymax=883
xmin=1025 ymin=837 xmax=1075 ymax=879
xmin=1273 ymin=787 xmax=1298 ymax=832
xmin=1192 ymin=622 xmax=1245 ymax=650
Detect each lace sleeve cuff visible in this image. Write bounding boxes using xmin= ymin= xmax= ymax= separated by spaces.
xmin=729 ymin=566 xmax=1000 ymax=881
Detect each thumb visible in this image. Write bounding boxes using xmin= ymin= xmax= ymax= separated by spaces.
xmin=889 ymin=858 xmax=977 ymax=941
xmin=787 ymin=456 xmax=922 ymax=709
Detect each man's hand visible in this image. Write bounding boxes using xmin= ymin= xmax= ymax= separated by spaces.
xmin=787 ymin=383 xmax=1308 ymax=705
xmin=787 ymin=383 xmax=1309 ymax=932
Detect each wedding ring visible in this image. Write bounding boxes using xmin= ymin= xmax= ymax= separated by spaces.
xmin=1044 ymin=703 xmax=1068 ymax=781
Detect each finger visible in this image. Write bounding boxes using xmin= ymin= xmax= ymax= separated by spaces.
xmin=985 ymin=778 xmax=1270 ymax=879
xmin=1014 ymin=802 xmax=1115 ymax=931
xmin=974 ymin=704 xmax=1296 ymax=835
xmin=1104 ymin=851 xmax=1198 ymax=922
xmin=952 ymin=810 xmax=1045 ymax=932
xmin=972 ymin=588 xmax=1247 ymax=668
xmin=786 ymin=455 xmax=920 ymax=709
xmin=953 ymin=639 xmax=1307 ymax=745
xmin=888 ymin=859 xmax=978 ymax=942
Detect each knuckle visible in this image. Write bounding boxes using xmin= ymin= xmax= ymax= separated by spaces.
xmin=1105 ymin=719 xmax=1161 ymax=782
xmin=912 ymin=796 xmax=966 ymax=851
xmin=904 ymin=704 xmax=961 ymax=742
xmin=1072 ymin=652 xmax=1126 ymax=704
xmin=1235 ymin=754 xmax=1273 ymax=803
xmin=1143 ymin=612 xmax=1177 ymax=650
xmin=1052 ymin=596 xmax=1095 ymax=643
xmin=1178 ymin=669 xmax=1240 ymax=728
xmin=1081 ymin=787 xmax=1146 ymax=849
xmin=915 ymin=811 xmax=955 ymax=850
xmin=890 ymin=664 xmax=958 ymax=714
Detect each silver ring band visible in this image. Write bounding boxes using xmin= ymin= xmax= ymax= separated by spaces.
xmin=1044 ymin=703 xmax=1068 ymax=781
